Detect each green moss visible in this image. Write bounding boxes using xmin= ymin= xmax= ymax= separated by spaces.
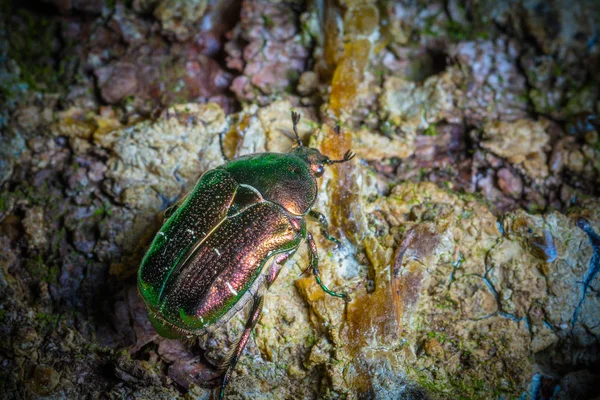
xmin=92 ymin=203 xmax=113 ymax=218
xmin=475 ymin=31 xmax=489 ymax=40
xmin=446 ymin=20 xmax=469 ymax=41
xmin=262 ymin=15 xmax=274 ymax=29
xmin=459 ymin=210 xmax=473 ymax=220
xmin=427 ymin=330 xmax=448 ymax=343
xmin=299 ymin=21 xmax=314 ymax=47
xmin=26 ymin=254 xmax=46 ymax=278
xmin=423 ymin=124 xmax=438 ymax=137
xmin=123 ymin=95 xmax=135 ymax=105
xmin=35 ymin=312 xmax=61 ymax=333
xmin=286 ymin=69 xmax=299 ymax=82
xmin=435 ymin=294 xmax=458 ymax=311
xmin=526 ymin=203 xmax=546 ymax=215
xmin=516 ymin=92 xmax=530 ymax=104
xmin=3 ymin=182 xmax=55 ymax=211
xmin=380 ymin=121 xmax=394 ymax=137
xmin=45 ymin=265 xmax=60 ymax=285
xmin=0 ymin=194 xmax=7 ymax=213
xmin=443 ymin=19 xmax=491 ymax=42
xmin=414 ymin=369 xmax=514 ymax=400
xmin=3 ymin=7 xmax=78 ymax=95
xmin=421 ymin=13 xmax=442 ymax=37
xmin=455 ymin=189 xmax=492 ymax=209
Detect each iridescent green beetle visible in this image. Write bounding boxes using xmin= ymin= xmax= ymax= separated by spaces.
xmin=138 ymin=111 xmax=354 ymax=398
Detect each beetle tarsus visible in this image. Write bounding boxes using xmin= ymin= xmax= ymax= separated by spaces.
xmin=328 ymin=150 xmax=356 ymax=164
xmin=306 ymin=232 xmax=347 ymax=299
xmin=290 ymin=111 xmax=303 ymax=147
xmin=314 ymin=272 xmax=347 ymax=299
xmin=219 ymin=294 xmax=265 ymax=399
xmin=343 ymin=150 xmax=356 ymax=161
xmin=320 ymin=229 xmax=341 ymax=246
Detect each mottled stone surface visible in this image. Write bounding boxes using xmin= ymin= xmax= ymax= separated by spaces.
xmin=451 ymin=38 xmax=529 ymax=123
xmin=2 ymin=0 xmax=600 ymax=399
xmin=226 ymin=0 xmax=309 ymax=105
xmin=377 ymin=71 xmax=462 ymax=158
xmin=99 ymin=103 xmax=226 ymax=211
xmin=480 ymin=119 xmax=550 ymax=180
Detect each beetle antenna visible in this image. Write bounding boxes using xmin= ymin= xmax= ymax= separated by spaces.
xmin=328 ymin=150 xmax=356 ymax=164
xmin=290 ymin=111 xmax=303 ymax=147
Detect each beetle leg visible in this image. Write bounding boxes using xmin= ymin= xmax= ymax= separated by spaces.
xmin=163 ymin=191 xmax=191 ymax=219
xmin=306 ymin=232 xmax=346 ymax=299
xmin=308 ymin=210 xmax=341 ymax=246
xmin=267 ymin=250 xmax=296 ymax=286
xmin=163 ymin=203 xmax=178 ymax=219
xmin=219 ymin=295 xmax=264 ymax=399
xmin=219 ymin=129 xmax=232 ymax=162
xmin=290 ymin=110 xmax=303 ymax=147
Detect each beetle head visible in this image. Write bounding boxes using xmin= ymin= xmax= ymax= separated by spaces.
xmin=291 ymin=147 xmax=356 ymax=177
xmin=289 ymin=111 xmax=355 ymax=177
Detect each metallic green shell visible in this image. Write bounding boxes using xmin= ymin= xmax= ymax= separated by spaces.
xmin=138 ymin=169 xmax=237 ymax=309
xmin=159 ymin=201 xmax=301 ymax=330
xmin=225 ymin=153 xmax=318 ymax=216
xmin=138 ymin=161 xmax=306 ymax=337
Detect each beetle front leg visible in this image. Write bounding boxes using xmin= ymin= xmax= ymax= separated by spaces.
xmin=266 ymin=250 xmax=296 ymax=287
xmin=306 ymin=232 xmax=346 ymax=299
xmin=219 ymin=294 xmax=264 ymax=399
xmin=308 ymin=210 xmax=341 ymax=245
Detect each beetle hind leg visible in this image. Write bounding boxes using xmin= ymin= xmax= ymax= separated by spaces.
xmin=308 ymin=210 xmax=341 ymax=246
xmin=218 ymin=294 xmax=264 ymax=399
xmin=306 ymin=232 xmax=347 ymax=299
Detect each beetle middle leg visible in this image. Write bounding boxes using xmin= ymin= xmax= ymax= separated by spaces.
xmin=308 ymin=210 xmax=341 ymax=246
xmin=306 ymin=232 xmax=346 ymax=299
xmin=219 ymin=294 xmax=264 ymax=399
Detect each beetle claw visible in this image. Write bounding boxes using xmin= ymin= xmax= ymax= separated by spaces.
xmin=329 ymin=149 xmax=356 ymax=164
xmin=299 ymin=265 xmax=311 ymax=277
xmin=291 ymin=110 xmax=301 ymax=125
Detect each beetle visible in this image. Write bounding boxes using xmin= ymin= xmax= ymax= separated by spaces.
xmin=137 ymin=111 xmax=355 ymax=398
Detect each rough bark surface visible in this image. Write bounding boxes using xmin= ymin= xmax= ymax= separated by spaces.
xmin=1 ymin=1 xmax=600 ymax=399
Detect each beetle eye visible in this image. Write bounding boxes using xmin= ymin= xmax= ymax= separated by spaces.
xmin=313 ymin=164 xmax=324 ymax=177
